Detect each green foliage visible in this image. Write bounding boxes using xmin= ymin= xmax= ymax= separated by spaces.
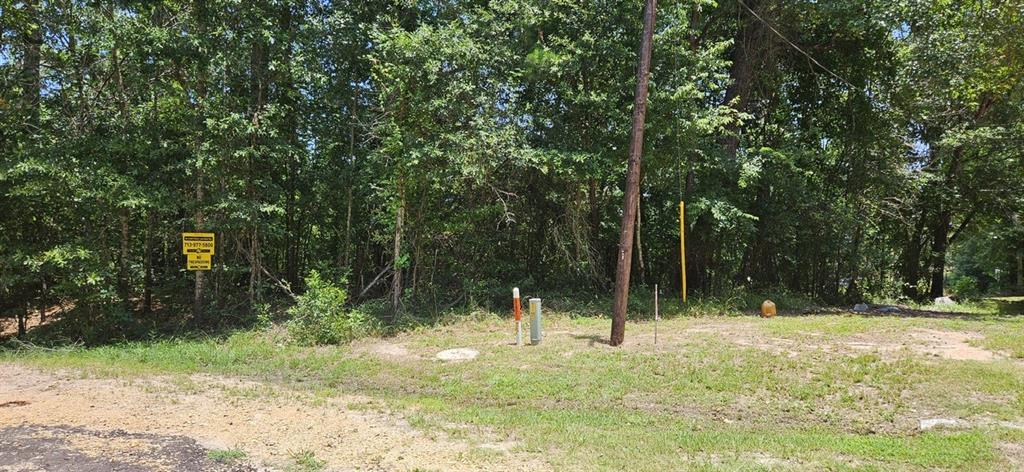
xmin=0 ymin=0 xmax=1020 ymax=338
xmin=287 ymin=271 xmax=375 ymax=345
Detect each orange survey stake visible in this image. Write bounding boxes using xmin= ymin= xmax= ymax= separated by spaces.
xmin=513 ymin=287 xmax=523 ymax=346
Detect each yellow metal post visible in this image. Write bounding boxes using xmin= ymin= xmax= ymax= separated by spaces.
xmin=679 ymin=201 xmax=687 ymax=302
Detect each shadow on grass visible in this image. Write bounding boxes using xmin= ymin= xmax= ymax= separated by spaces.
xmin=993 ymin=297 xmax=1024 ymax=315
xmin=571 ymin=333 xmax=611 ymax=347
xmin=0 ymin=297 xmax=277 ymax=350
xmin=775 ymin=300 xmax=1024 ymax=321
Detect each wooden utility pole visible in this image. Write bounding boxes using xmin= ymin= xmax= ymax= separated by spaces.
xmin=611 ymin=0 xmax=657 ymax=347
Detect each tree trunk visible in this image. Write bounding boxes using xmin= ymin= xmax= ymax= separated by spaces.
xmin=194 ymin=183 xmax=205 ymax=323
xmin=119 ymin=208 xmax=131 ymax=311
xmin=38 ymin=278 xmax=48 ymax=323
xmin=928 ymin=208 xmax=952 ymax=299
xmin=720 ymin=0 xmax=765 ymax=161
xmin=1016 ymin=249 xmax=1023 ymax=292
xmin=588 ymin=179 xmax=601 ymax=240
xmin=143 ymin=210 xmax=155 ymax=314
xmin=340 ymin=85 xmax=357 ymax=270
xmin=192 ymin=0 xmax=209 ymax=324
xmin=21 ymin=0 xmax=42 ymax=130
xmin=927 ymin=145 xmax=966 ymax=300
xmin=19 ymin=1 xmax=42 ymax=332
xmin=249 ymin=226 xmax=260 ymax=307
xmin=285 ymin=179 xmax=298 ymax=288
xmin=342 ymin=186 xmax=353 ymax=268
xmin=246 ymin=1 xmax=269 ymax=307
xmin=611 ymin=0 xmax=657 ymax=347
xmin=900 ymin=210 xmax=927 ymax=299
xmin=18 ymin=304 xmax=28 ymax=337
xmin=279 ymin=2 xmax=301 ymax=290
xmin=845 ymin=223 xmax=863 ymax=302
xmin=391 ymin=187 xmax=405 ymax=317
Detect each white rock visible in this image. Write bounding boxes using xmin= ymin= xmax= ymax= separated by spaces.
xmin=934 ymin=296 xmax=956 ymax=305
xmin=853 ymin=303 xmax=870 ymax=312
xmin=435 ymin=348 xmax=479 ymax=361
xmin=919 ymin=418 xmax=961 ymax=430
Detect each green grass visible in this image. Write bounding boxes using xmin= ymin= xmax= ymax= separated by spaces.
xmin=4 ymin=303 xmax=1024 ymax=471
xmin=207 ymin=448 xmax=247 ymax=464
xmin=288 ymin=449 xmax=326 ymax=472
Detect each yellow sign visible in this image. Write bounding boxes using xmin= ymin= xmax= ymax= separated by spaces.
xmin=187 ymin=253 xmax=212 ymax=271
xmin=182 ymin=232 xmax=215 ymax=255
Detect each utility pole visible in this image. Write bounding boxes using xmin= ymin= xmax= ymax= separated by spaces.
xmin=611 ymin=0 xmax=657 ymax=347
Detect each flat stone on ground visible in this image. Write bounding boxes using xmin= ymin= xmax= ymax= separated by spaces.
xmin=435 ymin=348 xmax=479 ymax=361
xmin=919 ymin=418 xmax=961 ymax=430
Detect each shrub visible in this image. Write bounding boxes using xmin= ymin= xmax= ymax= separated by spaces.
xmin=949 ymin=275 xmax=981 ymax=299
xmin=287 ymin=271 xmax=375 ymax=345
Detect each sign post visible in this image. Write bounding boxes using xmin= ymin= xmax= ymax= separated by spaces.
xmin=183 ymin=231 xmax=215 ymax=322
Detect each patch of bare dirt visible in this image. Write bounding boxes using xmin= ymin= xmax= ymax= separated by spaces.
xmin=671 ymin=320 xmax=1007 ymax=362
xmin=907 ymin=328 xmax=1003 ymax=361
xmin=840 ymin=328 xmax=1007 ymax=361
xmin=0 ymin=424 xmax=254 ymax=472
xmin=349 ymin=340 xmax=421 ymax=361
xmin=997 ymin=441 xmax=1024 ymax=470
xmin=0 ymin=364 xmax=546 ymax=471
xmin=0 ymin=304 xmax=70 ymax=338
xmin=556 ymin=317 xmax=1015 ymax=366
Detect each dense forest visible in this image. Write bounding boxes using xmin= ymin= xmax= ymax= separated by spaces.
xmin=2 ymin=0 xmax=1023 ymax=340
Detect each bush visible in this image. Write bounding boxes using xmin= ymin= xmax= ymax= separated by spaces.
xmin=949 ymin=275 xmax=981 ymax=299
xmin=287 ymin=271 xmax=375 ymax=345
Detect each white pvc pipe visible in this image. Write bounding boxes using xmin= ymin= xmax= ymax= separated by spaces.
xmin=513 ymin=287 xmax=522 ymax=346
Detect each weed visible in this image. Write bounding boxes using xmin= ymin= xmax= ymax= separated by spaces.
xmin=288 ymin=449 xmax=326 ymax=471
xmin=207 ymin=448 xmax=246 ymax=464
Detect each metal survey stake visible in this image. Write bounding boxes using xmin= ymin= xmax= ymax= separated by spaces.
xmin=529 ymin=298 xmax=542 ymax=345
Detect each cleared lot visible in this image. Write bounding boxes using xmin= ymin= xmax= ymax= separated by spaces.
xmin=2 ymin=301 xmax=1024 ymax=470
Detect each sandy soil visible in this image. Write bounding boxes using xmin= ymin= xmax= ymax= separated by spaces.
xmin=579 ymin=320 xmax=1011 ymax=362
xmin=0 ymin=364 xmax=545 ymax=472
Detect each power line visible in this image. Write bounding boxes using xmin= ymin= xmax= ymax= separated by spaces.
xmin=736 ymin=0 xmax=857 ymax=91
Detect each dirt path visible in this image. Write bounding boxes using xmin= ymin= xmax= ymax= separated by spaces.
xmin=0 ymin=364 xmax=543 ymax=472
